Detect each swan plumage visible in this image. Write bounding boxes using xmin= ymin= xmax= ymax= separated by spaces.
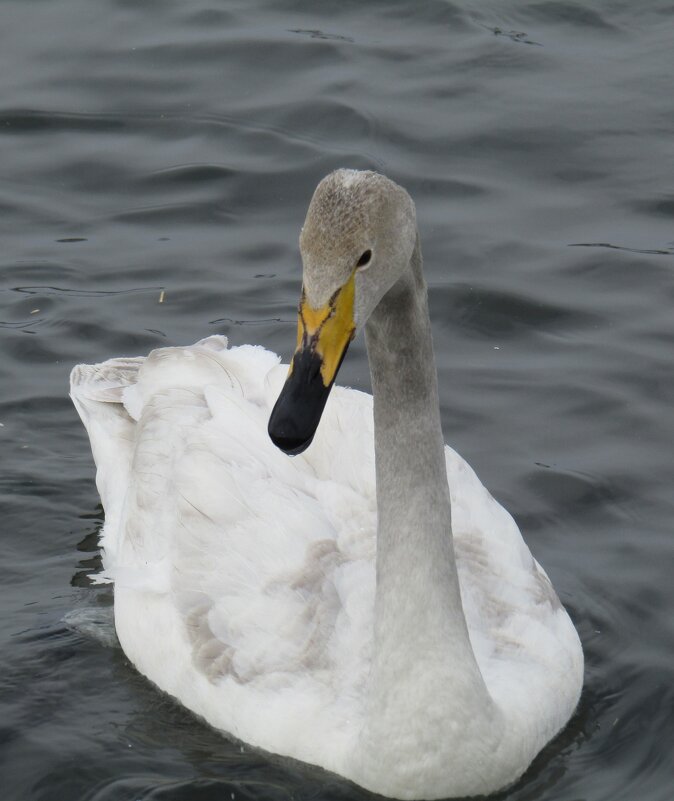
xmin=71 ymin=170 xmax=582 ymax=799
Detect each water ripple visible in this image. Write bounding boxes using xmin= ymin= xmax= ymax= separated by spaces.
xmin=1 ymin=1 xmax=673 ymax=799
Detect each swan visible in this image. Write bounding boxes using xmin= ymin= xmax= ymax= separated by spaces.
xmin=70 ymin=169 xmax=583 ymax=799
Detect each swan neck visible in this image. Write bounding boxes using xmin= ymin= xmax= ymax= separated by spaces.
xmin=365 ymin=233 xmax=465 ymax=643
xmin=361 ymin=233 xmax=495 ymax=744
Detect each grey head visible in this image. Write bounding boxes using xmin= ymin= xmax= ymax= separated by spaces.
xmin=268 ymin=169 xmax=418 ymax=455
xmin=300 ymin=169 xmax=418 ymax=328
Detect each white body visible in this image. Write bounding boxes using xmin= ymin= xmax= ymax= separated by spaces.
xmin=71 ymin=335 xmax=583 ymax=799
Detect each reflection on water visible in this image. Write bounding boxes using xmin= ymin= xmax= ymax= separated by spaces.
xmin=1 ymin=0 xmax=673 ymax=799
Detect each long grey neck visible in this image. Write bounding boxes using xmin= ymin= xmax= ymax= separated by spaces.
xmin=361 ymin=234 xmax=494 ymax=742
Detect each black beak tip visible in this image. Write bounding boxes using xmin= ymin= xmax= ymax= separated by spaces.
xmin=267 ymin=398 xmax=318 ymax=455
xmin=268 ymin=346 xmax=344 ymax=457
xmin=267 ymin=427 xmax=315 ymax=456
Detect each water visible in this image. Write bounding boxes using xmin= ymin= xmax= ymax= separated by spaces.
xmin=1 ymin=1 xmax=673 ymax=798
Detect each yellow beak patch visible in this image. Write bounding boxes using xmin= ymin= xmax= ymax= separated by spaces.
xmin=294 ymin=271 xmax=356 ymax=387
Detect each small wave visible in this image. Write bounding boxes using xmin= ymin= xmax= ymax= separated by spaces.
xmin=568 ymin=242 xmax=674 ymax=256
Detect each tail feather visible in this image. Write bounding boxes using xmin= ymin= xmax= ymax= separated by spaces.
xmin=70 ymin=356 xmax=145 ymax=523
xmin=69 ymin=336 xmax=234 ymax=565
xmin=70 ymin=358 xmax=144 ymax=404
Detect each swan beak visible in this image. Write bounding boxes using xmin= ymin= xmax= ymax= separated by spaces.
xmin=268 ymin=273 xmax=356 ymax=455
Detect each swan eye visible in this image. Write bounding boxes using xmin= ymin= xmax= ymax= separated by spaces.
xmin=356 ymin=249 xmax=372 ymax=268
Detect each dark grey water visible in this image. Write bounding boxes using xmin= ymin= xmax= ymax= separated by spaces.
xmin=1 ymin=1 xmax=673 ymax=799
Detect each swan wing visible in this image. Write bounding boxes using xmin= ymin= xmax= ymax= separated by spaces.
xmin=447 ymin=447 xmax=583 ymax=742
xmin=70 ymin=336 xmax=376 ymax=766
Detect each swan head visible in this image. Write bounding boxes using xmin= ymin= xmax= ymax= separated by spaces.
xmin=268 ymin=169 xmax=417 ymax=455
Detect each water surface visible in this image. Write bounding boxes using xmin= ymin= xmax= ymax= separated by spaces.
xmin=1 ymin=1 xmax=673 ymax=799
